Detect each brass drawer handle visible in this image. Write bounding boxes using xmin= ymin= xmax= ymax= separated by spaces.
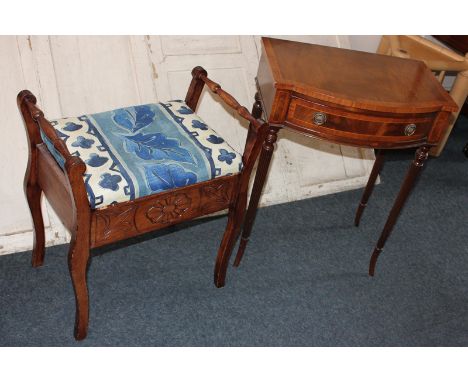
xmin=404 ymin=123 xmax=416 ymax=136
xmin=313 ymin=112 xmax=327 ymax=126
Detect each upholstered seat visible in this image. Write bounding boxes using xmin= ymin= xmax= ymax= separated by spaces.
xmin=42 ymin=100 xmax=242 ymax=209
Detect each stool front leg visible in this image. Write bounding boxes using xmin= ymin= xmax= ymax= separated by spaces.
xmin=68 ymin=227 xmax=91 ymax=340
xmin=214 ymin=196 xmax=246 ymax=288
xmin=192 ymin=70 xmax=270 ymax=286
xmin=233 ymin=125 xmax=280 ymax=267
xmin=64 ymin=158 xmax=92 ymax=340
xmin=18 ymin=91 xmax=46 ymax=267
xmin=25 ymin=176 xmax=45 ymax=268
xmin=214 ymin=119 xmax=272 ymax=285
xmin=369 ymin=145 xmax=430 ymax=276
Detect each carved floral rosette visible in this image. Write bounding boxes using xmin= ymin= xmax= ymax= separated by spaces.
xmin=145 ymin=194 xmax=192 ymax=225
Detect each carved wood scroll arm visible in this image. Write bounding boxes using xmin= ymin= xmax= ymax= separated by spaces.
xmin=18 ymin=90 xmax=81 ymax=167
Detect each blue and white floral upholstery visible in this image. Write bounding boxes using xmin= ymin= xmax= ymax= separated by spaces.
xmin=41 ymin=101 xmax=243 ymax=209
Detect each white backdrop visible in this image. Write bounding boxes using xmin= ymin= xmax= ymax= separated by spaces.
xmin=0 ymin=35 xmax=377 ymax=255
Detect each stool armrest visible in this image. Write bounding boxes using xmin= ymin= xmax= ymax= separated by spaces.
xmin=18 ymin=90 xmax=90 ymax=232
xmin=18 ymin=90 xmax=81 ymax=167
xmin=199 ymin=73 xmax=262 ymax=131
xmin=185 ymin=67 xmax=269 ymax=170
xmin=185 ymin=67 xmax=207 ymax=110
xmin=198 ymin=73 xmax=269 ymax=167
xmin=186 ymin=67 xmax=264 ymax=132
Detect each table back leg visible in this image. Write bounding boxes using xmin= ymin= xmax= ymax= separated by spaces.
xmin=369 ymin=145 xmax=430 ymax=276
xmin=354 ymin=149 xmax=386 ymax=227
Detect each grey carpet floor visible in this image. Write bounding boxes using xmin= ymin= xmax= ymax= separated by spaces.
xmin=1 ymin=116 xmax=467 ymax=346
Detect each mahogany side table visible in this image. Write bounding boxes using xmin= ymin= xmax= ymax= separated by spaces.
xmin=232 ymin=37 xmax=458 ymax=276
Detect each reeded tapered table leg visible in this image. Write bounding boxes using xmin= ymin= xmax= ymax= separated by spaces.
xmin=369 ymin=145 xmax=430 ymax=276
xmin=233 ymin=125 xmax=280 ymax=267
xmin=354 ymin=149 xmax=386 ymax=227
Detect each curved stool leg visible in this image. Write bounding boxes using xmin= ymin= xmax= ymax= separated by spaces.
xmin=369 ymin=146 xmax=430 ymax=276
xmin=19 ymin=90 xmax=45 ymax=267
xmin=354 ymin=149 xmax=385 ymax=227
xmin=68 ymin=228 xmax=91 ymax=340
xmin=214 ymin=183 xmax=250 ymax=287
xmin=25 ymin=183 xmax=45 ymax=268
xmin=214 ymin=207 xmax=241 ymax=288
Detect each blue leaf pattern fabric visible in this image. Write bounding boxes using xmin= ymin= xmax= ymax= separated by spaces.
xmin=112 ymin=105 xmax=155 ymax=133
xmin=177 ymin=106 xmax=193 ymax=115
xmin=192 ymin=120 xmax=208 ymax=130
xmin=123 ymin=132 xmax=194 ymax=164
xmin=207 ymin=134 xmax=224 ymax=144
xmin=72 ymin=136 xmax=95 ymax=149
xmin=46 ymin=101 xmax=242 ymax=209
xmin=218 ymin=149 xmax=236 ymax=165
xmin=63 ymin=122 xmax=83 ymax=131
xmin=86 ymin=153 xmax=109 ymax=167
xmin=144 ymin=164 xmax=197 ymax=191
xmin=99 ymin=173 xmax=122 ymax=191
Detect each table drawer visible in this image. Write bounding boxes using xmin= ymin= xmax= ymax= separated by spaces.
xmin=286 ymin=97 xmax=434 ymax=147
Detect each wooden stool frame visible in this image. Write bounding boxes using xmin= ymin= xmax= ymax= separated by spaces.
xmin=19 ymin=66 xmax=268 ymax=340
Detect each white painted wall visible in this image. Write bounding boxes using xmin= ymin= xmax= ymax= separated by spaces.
xmin=0 ymin=35 xmax=376 ymax=255
xmin=347 ymin=35 xmax=382 ymax=52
